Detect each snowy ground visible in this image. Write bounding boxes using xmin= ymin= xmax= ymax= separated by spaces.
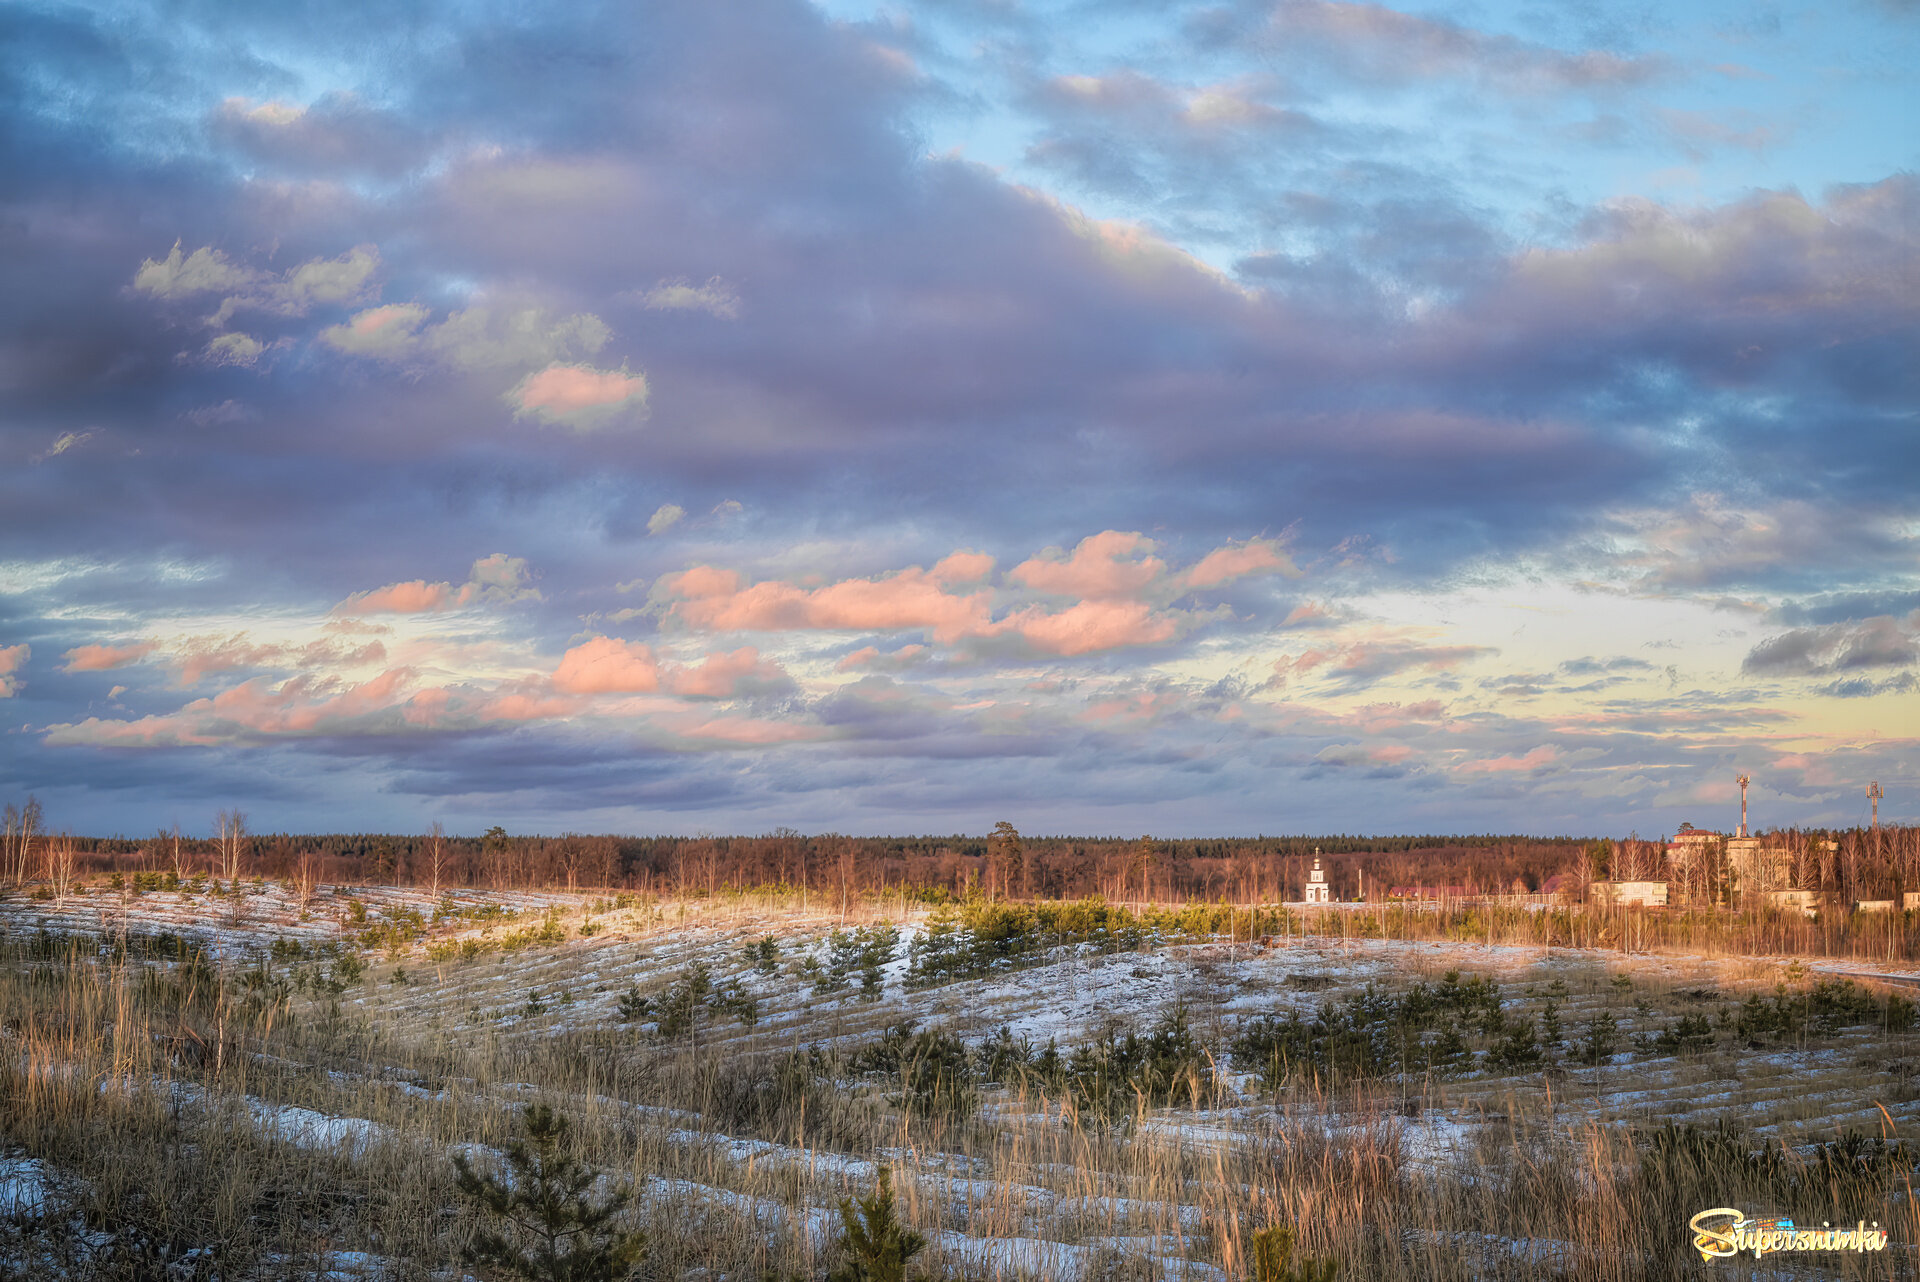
xmin=4 ymin=884 xmax=1918 ymax=1279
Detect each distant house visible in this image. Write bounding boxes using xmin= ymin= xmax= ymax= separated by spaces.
xmin=1765 ymin=889 xmax=1821 ymax=916
xmin=1590 ymin=880 xmax=1668 ymax=907
xmin=1386 ymin=885 xmax=1470 ymax=901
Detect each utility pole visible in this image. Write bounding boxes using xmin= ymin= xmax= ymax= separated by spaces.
xmin=1736 ymin=774 xmax=1751 ymax=838
xmin=1867 ymin=782 xmax=1883 ymax=829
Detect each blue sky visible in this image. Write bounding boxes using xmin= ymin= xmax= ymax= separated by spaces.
xmin=1 ymin=0 xmax=1914 ymax=838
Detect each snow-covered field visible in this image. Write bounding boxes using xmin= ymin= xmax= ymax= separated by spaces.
xmin=4 ymin=883 xmax=1918 ymax=1279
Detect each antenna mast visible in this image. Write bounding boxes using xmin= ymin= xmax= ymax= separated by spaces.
xmin=1736 ymin=774 xmax=1750 ymax=838
xmin=1867 ymin=781 xmax=1883 ymax=829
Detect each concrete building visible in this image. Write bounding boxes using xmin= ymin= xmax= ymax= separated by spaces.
xmin=1589 ymin=880 xmax=1668 ymax=907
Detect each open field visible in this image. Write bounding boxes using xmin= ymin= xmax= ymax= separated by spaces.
xmin=3 ymin=881 xmax=1919 ymax=1279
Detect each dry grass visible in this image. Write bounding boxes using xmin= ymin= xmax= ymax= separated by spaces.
xmin=1 ymin=890 xmax=1917 ymax=1280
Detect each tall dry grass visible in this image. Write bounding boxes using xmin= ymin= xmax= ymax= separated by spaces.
xmin=1 ymin=914 xmax=1916 ymax=1280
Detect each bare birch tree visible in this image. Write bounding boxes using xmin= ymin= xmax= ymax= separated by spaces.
xmin=289 ymin=847 xmax=317 ymax=914
xmin=426 ymin=821 xmax=448 ymax=901
xmin=216 ymin=809 xmax=248 ymax=884
xmin=47 ymin=837 xmax=77 ymax=901
xmin=5 ymin=797 xmax=41 ymax=887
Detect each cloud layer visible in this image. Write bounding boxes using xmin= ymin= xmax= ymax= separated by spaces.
xmin=0 ymin=0 xmax=1912 ymax=835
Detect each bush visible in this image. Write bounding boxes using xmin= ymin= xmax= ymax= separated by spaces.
xmin=852 ymin=1022 xmax=976 ymax=1122
xmin=639 ymin=961 xmax=758 ymax=1041
xmin=1230 ymin=972 xmax=1501 ymax=1088
xmin=1249 ymin=1225 xmax=1341 ymax=1282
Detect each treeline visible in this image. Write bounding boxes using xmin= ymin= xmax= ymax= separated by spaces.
xmin=11 ymin=801 xmax=1914 ymax=905
xmin=0 ymin=806 xmax=1601 ymax=902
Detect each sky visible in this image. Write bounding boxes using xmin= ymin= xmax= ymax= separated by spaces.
xmin=1 ymin=0 xmax=1915 ymax=839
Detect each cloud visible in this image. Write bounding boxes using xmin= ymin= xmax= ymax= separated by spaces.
xmin=551 ymin=636 xmax=662 ymax=694
xmin=0 ymin=644 xmax=27 ymax=697
xmin=204 ymin=332 xmax=266 ymax=366
xmin=661 ymin=563 xmax=998 ymax=644
xmin=931 ymin=551 xmax=995 ymax=584
xmin=1260 ymin=0 xmax=1664 ymax=92
xmin=1743 ymin=614 xmax=1918 ymax=675
xmin=1182 ymin=538 xmax=1300 ymax=589
xmin=131 ymin=244 xmax=254 ymax=300
xmin=635 ymin=277 xmax=739 ymax=318
xmin=668 ymin=646 xmax=793 ymax=698
xmin=332 ymin=555 xmax=540 ymax=616
xmin=62 ymin=641 xmax=155 ymax=672
xmin=509 ymin=363 xmax=648 ymax=427
xmin=1819 ymin=672 xmax=1917 ymax=699
xmin=836 ymin=643 xmax=929 ymax=673
xmin=31 ymin=431 xmax=94 ymax=463
xmin=1005 ymin=598 xmax=1180 ymax=655
xmin=1599 ymin=493 xmax=1918 ymax=593
xmin=1276 ymin=633 xmax=1496 ymax=691
xmin=647 ymin=504 xmax=685 ymax=535
xmin=169 ymin=634 xmax=389 ymax=686
xmin=1459 ymin=745 xmax=1561 ymax=774
xmin=133 ymin=242 xmax=381 ymax=325
xmin=210 ymin=92 xmax=435 ymax=179
xmin=320 ymin=304 xmax=612 ymax=373
xmin=1010 ymin=531 xmax=1166 ymax=597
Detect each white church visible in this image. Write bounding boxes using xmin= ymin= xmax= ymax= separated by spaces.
xmin=1304 ymin=853 xmax=1332 ymax=904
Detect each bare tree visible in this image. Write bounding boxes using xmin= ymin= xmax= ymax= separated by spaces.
xmin=215 ymin=809 xmax=248 ymax=884
xmin=2 ymin=803 xmax=18 ymax=888
xmin=46 ymin=836 xmax=77 ymax=901
xmin=292 ymin=848 xmax=319 ymax=914
xmin=5 ymin=796 xmax=41 ymax=887
xmin=426 ymin=821 xmax=448 ymax=901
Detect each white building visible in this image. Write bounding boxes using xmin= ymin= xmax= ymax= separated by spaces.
xmin=1304 ymin=853 xmax=1331 ymax=904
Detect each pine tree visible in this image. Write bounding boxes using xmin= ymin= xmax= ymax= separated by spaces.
xmin=453 ymin=1104 xmax=647 ymax=1282
xmin=826 ymin=1167 xmax=927 ymax=1282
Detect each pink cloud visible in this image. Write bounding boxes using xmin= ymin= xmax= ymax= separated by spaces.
xmin=62 ymin=641 xmax=156 ymax=672
xmin=171 ymin=634 xmax=388 ymax=686
xmin=930 ymin=550 xmax=995 ymax=584
xmin=1370 ymin=743 xmax=1415 ymax=763
xmin=1183 ymin=539 xmax=1299 ymax=589
xmin=836 ymin=643 xmax=928 ymax=673
xmin=45 ymin=667 xmax=419 ymax=746
xmin=334 ymin=579 xmax=467 ymax=615
xmin=1459 ymin=745 xmax=1560 ymax=774
xmin=476 ymin=691 xmax=581 ymax=722
xmin=660 ymin=565 xmax=743 ymax=599
xmin=0 ymin=643 xmax=26 ymax=697
xmin=1010 ymin=599 xmax=1178 ymax=655
xmin=665 ymin=715 xmax=825 ymax=745
xmin=837 ymin=645 xmax=881 ymax=672
xmin=1282 ymin=601 xmax=1336 ymax=627
xmin=511 ymin=363 xmax=647 ymax=423
xmin=1010 ymin=530 xmax=1165 ymax=597
xmin=551 ymin=636 xmax=662 ymax=694
xmin=669 ymin=646 xmax=789 ymax=698
xmin=664 ymin=566 xmax=997 ymax=644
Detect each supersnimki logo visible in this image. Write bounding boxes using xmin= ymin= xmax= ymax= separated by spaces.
xmin=1689 ymin=1208 xmax=1890 ymax=1262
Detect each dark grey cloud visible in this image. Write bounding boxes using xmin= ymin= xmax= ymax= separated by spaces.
xmin=1742 ymin=614 xmax=1919 ymax=675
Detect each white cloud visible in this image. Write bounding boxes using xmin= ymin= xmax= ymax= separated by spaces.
xmin=31 ymin=431 xmax=94 ymax=463
xmin=635 ymin=277 xmax=739 ymax=319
